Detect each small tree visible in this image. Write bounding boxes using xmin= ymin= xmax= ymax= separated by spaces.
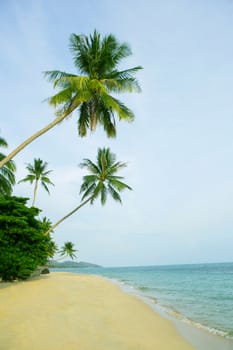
xmin=0 ymin=196 xmax=55 ymax=281
xmin=59 ymin=241 xmax=78 ymax=260
xmin=18 ymin=158 xmax=54 ymax=207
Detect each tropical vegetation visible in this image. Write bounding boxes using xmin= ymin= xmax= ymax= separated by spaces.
xmin=0 ymin=30 xmax=138 ymax=281
xmin=0 ymin=136 xmax=16 ymax=196
xmin=46 ymin=147 xmax=131 ymax=234
xmin=59 ymin=241 xmax=78 ymax=260
xmin=0 ymin=30 xmax=142 ymax=168
xmin=0 ymin=196 xmax=55 ymax=281
xmin=18 ymin=158 xmax=54 ymax=207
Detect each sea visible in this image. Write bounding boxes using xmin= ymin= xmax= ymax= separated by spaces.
xmin=51 ymin=262 xmax=233 ymax=350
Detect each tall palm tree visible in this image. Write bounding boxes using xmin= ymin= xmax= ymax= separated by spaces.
xmin=45 ymin=147 xmax=131 ymax=235
xmin=0 ymin=136 xmax=16 ymax=196
xmin=0 ymin=30 xmax=142 ymax=168
xmin=18 ymin=158 xmax=54 ymax=207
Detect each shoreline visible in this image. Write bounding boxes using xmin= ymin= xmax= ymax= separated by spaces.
xmin=107 ymin=276 xmax=233 ymax=350
xmin=0 ymin=272 xmax=194 ymax=350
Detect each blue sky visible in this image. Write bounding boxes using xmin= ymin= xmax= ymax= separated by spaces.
xmin=1 ymin=0 xmax=233 ymax=266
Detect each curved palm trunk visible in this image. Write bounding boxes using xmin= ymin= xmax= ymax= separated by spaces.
xmin=0 ymin=108 xmax=76 ymax=169
xmin=45 ymin=196 xmax=93 ymax=235
xmin=32 ymin=179 xmax=39 ymax=207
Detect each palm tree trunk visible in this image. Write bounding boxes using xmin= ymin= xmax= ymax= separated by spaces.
xmin=45 ymin=196 xmax=93 ymax=235
xmin=0 ymin=107 xmax=75 ymax=169
xmin=32 ymin=179 xmax=39 ymax=207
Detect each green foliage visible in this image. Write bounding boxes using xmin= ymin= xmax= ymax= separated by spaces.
xmin=59 ymin=241 xmax=78 ymax=260
xmin=18 ymin=158 xmax=54 ymax=206
xmin=80 ymin=147 xmax=132 ymax=204
xmin=44 ymin=30 xmax=142 ymax=138
xmin=0 ymin=196 xmax=55 ymax=281
xmin=45 ymin=148 xmax=132 ymax=235
xmin=0 ymin=136 xmax=16 ymax=196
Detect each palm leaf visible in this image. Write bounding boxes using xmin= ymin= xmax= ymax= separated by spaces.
xmin=80 ymin=159 xmax=100 ymax=174
xmin=18 ymin=174 xmax=35 ymax=184
xmin=80 ymin=182 xmax=96 ymax=201
xmin=100 ymin=93 xmax=134 ymax=121
xmin=107 ymin=184 xmax=122 ymax=204
xmin=0 ymin=137 xmax=8 ymax=148
xmin=47 ymin=88 xmax=73 ymax=107
xmin=43 ymin=70 xmax=77 ymax=85
xmin=108 ymin=178 xmax=132 ymax=191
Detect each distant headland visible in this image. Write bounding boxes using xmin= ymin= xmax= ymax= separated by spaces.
xmin=48 ymin=260 xmax=102 ymax=268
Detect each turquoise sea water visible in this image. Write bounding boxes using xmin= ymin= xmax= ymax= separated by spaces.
xmin=52 ymin=262 xmax=233 ymax=346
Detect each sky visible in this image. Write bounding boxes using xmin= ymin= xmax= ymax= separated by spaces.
xmin=1 ymin=0 xmax=233 ymax=266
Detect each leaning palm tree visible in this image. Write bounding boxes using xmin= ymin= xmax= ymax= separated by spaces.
xmin=0 ymin=30 xmax=142 ymax=168
xmin=45 ymin=147 xmax=131 ymax=235
xmin=18 ymin=158 xmax=54 ymax=207
xmin=0 ymin=136 xmax=16 ymax=196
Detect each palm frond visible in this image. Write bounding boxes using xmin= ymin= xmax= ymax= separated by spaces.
xmin=0 ymin=166 xmax=15 ymax=184
xmin=80 ymin=159 xmax=100 ymax=174
xmin=0 ymin=174 xmax=12 ymax=196
xmin=18 ymin=174 xmax=35 ymax=184
xmin=100 ymin=93 xmax=134 ymax=121
xmin=77 ymin=102 xmax=89 ymax=137
xmin=0 ymin=137 xmax=8 ymax=148
xmin=101 ymin=77 xmax=141 ymax=94
xmin=91 ymin=181 xmax=103 ymax=203
xmin=41 ymin=176 xmax=54 ymax=186
xmin=80 ymin=182 xmax=96 ymax=201
xmin=107 ymin=184 xmax=122 ymax=204
xmin=42 ymin=170 xmax=53 ymax=177
xmin=43 ymin=70 xmax=76 ymax=84
xmin=100 ymin=35 xmax=131 ymax=69
xmin=56 ymin=76 xmax=90 ymax=90
xmin=0 ymin=154 xmax=16 ymax=173
xmin=47 ymin=88 xmax=73 ymax=108
xmin=54 ymin=92 xmax=88 ymax=117
xmin=41 ymin=181 xmax=51 ymax=194
xmin=107 ymin=161 xmax=128 ymax=175
xmin=108 ymin=178 xmax=132 ymax=191
xmin=70 ymin=33 xmax=93 ymax=74
xmin=100 ymin=183 xmax=107 ymax=205
xmin=108 ymin=66 xmax=143 ymax=80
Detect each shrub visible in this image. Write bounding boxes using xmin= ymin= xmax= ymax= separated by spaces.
xmin=0 ymin=196 xmax=54 ymax=281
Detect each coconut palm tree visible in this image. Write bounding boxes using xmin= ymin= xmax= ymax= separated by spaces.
xmin=0 ymin=30 xmax=142 ymax=168
xmin=0 ymin=136 xmax=16 ymax=196
xmin=59 ymin=241 xmax=77 ymax=260
xmin=18 ymin=158 xmax=54 ymax=207
xmin=45 ymin=147 xmax=131 ymax=235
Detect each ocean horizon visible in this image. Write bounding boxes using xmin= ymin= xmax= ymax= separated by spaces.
xmin=51 ymin=261 xmax=233 ymax=350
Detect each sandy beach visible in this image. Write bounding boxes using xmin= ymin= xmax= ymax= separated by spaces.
xmin=0 ymin=272 xmax=194 ymax=350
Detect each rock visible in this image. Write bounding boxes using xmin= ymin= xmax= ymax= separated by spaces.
xmin=41 ymin=267 xmax=50 ymax=274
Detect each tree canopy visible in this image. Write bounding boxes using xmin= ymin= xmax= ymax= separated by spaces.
xmin=18 ymin=158 xmax=54 ymax=207
xmin=46 ymin=147 xmax=132 ymax=234
xmin=0 ymin=196 xmax=55 ymax=281
xmin=0 ymin=30 xmax=142 ymax=168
